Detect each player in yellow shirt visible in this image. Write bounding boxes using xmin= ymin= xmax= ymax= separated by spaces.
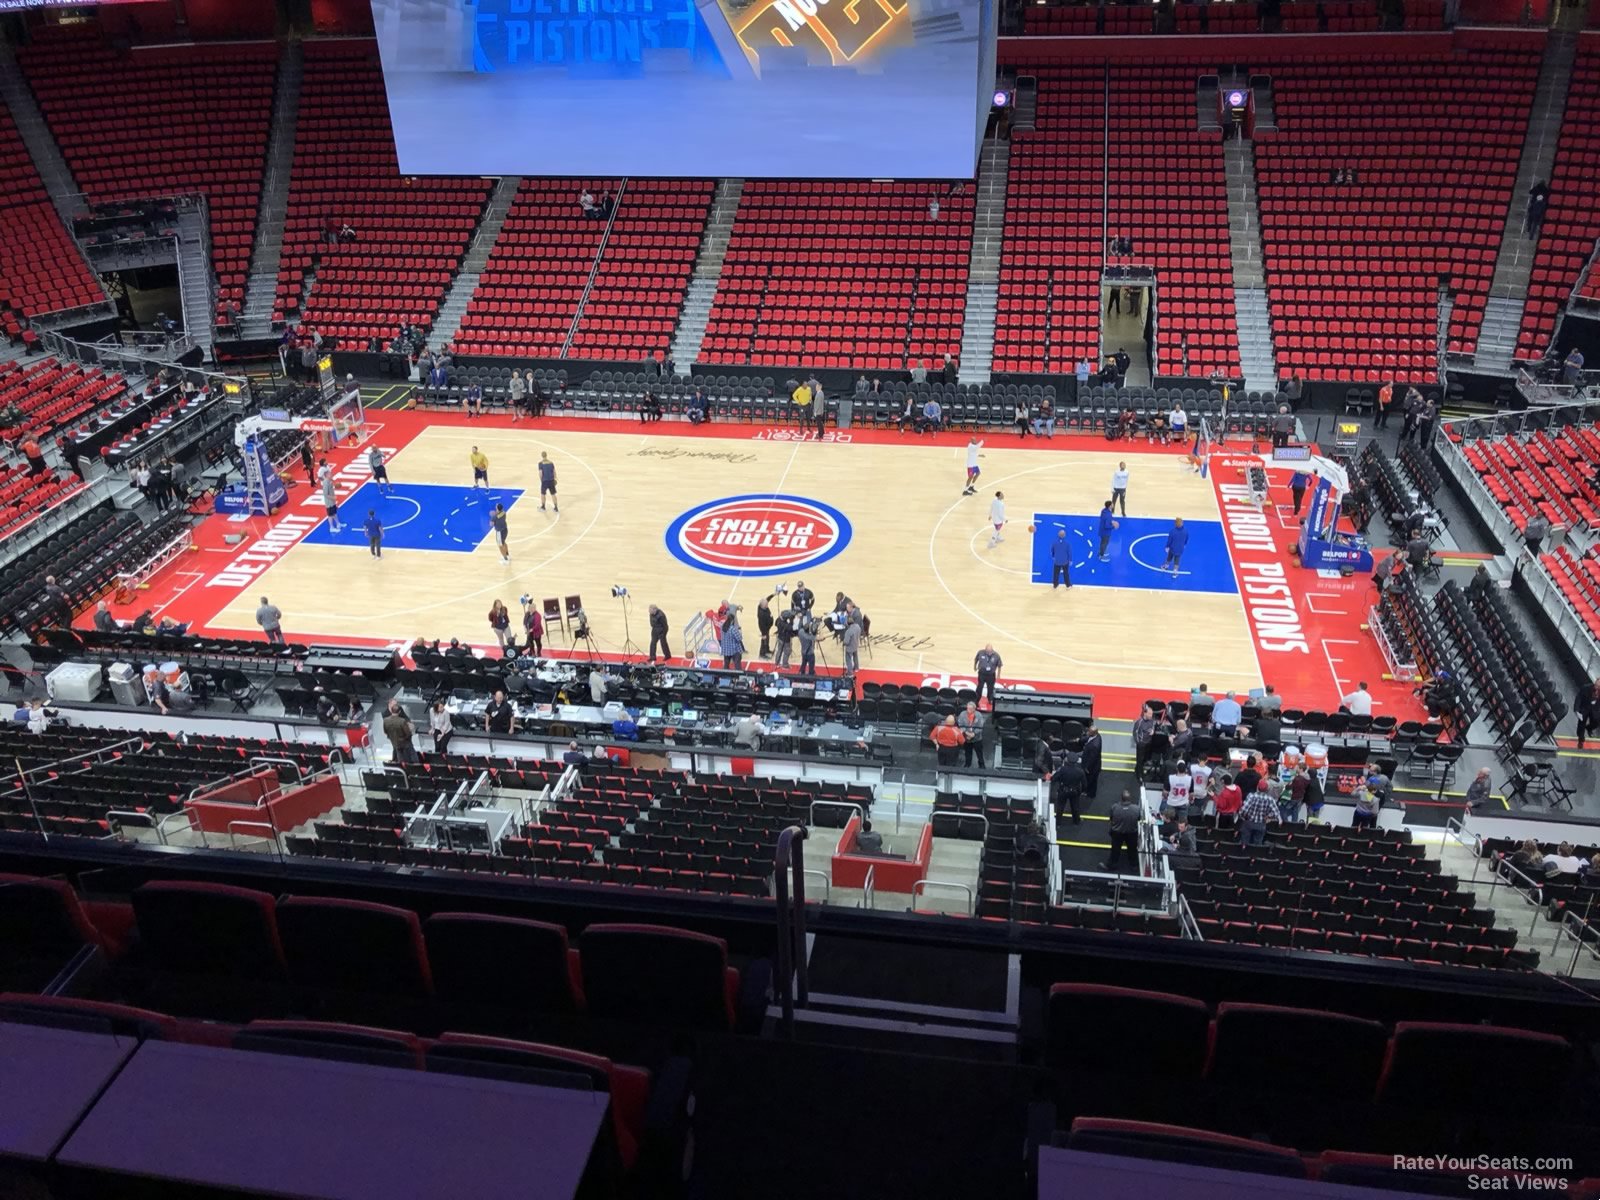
xmin=469 ymin=446 xmax=489 ymax=489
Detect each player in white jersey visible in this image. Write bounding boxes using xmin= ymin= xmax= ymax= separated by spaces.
xmin=988 ymin=491 xmax=1006 ymax=547
xmin=963 ymin=437 xmax=983 ymax=495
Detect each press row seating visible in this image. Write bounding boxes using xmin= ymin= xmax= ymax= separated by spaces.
xmin=1255 ymin=49 xmax=1540 ymax=379
xmin=0 ymin=101 xmax=100 ymax=328
xmin=1517 ymin=41 xmax=1600 ymax=360
xmin=274 ymin=40 xmax=491 ymax=342
xmin=19 ymin=32 xmax=277 ymax=328
xmin=701 ymin=180 xmax=971 ymax=369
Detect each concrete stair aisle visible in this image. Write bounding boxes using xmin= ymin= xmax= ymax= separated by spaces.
xmin=1223 ymin=138 xmax=1277 ymax=389
xmin=239 ymin=41 xmax=304 ymax=338
xmin=957 ymin=136 xmax=1009 ymax=383
xmin=175 ymin=205 xmax=216 ymax=360
xmin=1476 ymin=29 xmax=1579 ymax=370
xmin=0 ymin=40 xmax=88 ymax=225
xmin=668 ymin=177 xmax=744 ymax=369
xmin=428 ymin=175 xmax=522 ymax=350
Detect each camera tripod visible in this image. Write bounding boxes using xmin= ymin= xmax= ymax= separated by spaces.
xmin=615 ymin=594 xmax=643 ymax=657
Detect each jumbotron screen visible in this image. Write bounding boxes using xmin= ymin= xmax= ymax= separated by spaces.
xmin=371 ymin=0 xmax=996 ymax=179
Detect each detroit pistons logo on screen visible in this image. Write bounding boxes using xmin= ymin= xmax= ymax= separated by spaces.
xmin=666 ymin=494 xmax=851 ymax=577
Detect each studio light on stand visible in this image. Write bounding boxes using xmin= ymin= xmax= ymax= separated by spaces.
xmin=610 ymin=586 xmax=642 ymax=657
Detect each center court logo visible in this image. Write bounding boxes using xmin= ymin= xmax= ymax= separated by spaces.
xmin=665 ymin=494 xmax=852 ymax=576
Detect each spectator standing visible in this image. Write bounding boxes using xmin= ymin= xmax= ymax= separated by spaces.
xmin=1522 ymin=512 xmax=1550 ymax=557
xmin=256 ymin=596 xmax=285 ymax=645
xmin=973 ymin=644 xmax=1002 ymax=707
xmin=1052 ymin=753 xmax=1088 ymax=823
xmin=1417 ymin=398 xmax=1438 ymax=447
xmin=1103 ymin=790 xmax=1142 ymax=873
xmin=1525 ymin=179 xmax=1550 ymax=236
xmin=811 ymin=380 xmax=827 ymax=440
xmin=720 ymin=616 xmax=745 ymax=670
xmin=1131 ymin=703 xmax=1158 ymax=779
xmin=1271 ymin=406 xmax=1295 ymax=449
xmin=1374 ymin=381 xmax=1395 ymax=429
xmin=929 ymin=714 xmax=966 ymax=767
xmin=487 ymin=599 xmax=512 ymax=651
xmin=1574 ymin=677 xmax=1600 ymax=749
xmin=957 ymin=701 xmax=986 ymax=769
xmin=509 ymin=370 xmax=527 ymax=421
xmin=841 ymin=617 xmax=861 ymax=674
xmin=383 ymin=700 xmax=417 ymax=764
xmin=43 ymin=575 xmax=72 ymax=628
xmin=648 ymin=604 xmax=671 ymax=662
xmin=1081 ymin=721 xmax=1104 ymax=797
xmin=796 ymin=614 xmax=817 ymax=674
xmin=522 ymin=600 xmax=544 ymax=656
xmin=1238 ymin=781 xmax=1280 ymax=846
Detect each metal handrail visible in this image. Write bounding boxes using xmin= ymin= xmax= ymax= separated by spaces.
xmin=1177 ymin=893 xmax=1203 ymax=941
xmin=11 ymin=736 xmax=144 ymax=784
xmin=1444 ymin=815 xmax=1485 ymax=883
xmin=909 ymin=879 xmax=974 ymax=915
xmin=227 ymin=821 xmax=281 ymax=855
xmin=1559 ymin=905 xmax=1600 ymax=977
xmin=156 ymin=807 xmax=207 ymax=847
xmin=106 ymin=810 xmax=158 ymax=841
xmin=802 ymin=867 xmax=831 ymax=903
xmin=772 ymin=824 xmax=810 ymax=1038
xmin=249 ymin=755 xmax=307 ymax=783
xmin=860 ymin=864 xmax=877 ymax=911
xmin=1486 ymin=852 xmax=1549 ymax=938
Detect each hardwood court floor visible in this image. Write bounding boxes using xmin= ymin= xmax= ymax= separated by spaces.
xmin=202 ymin=419 xmax=1262 ymax=695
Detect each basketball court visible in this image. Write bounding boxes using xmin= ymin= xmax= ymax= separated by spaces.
xmin=130 ymin=406 xmax=1424 ymax=718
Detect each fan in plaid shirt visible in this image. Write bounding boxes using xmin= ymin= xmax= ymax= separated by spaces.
xmin=1238 ymin=784 xmax=1281 ymax=847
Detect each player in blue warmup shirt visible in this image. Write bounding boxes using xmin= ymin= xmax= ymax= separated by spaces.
xmin=1097 ymin=500 xmax=1119 ymax=561
xmin=1050 ymin=529 xmax=1074 ymax=590
xmin=1165 ymin=517 xmax=1189 ymax=575
xmin=363 ymin=509 xmax=383 ymax=559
